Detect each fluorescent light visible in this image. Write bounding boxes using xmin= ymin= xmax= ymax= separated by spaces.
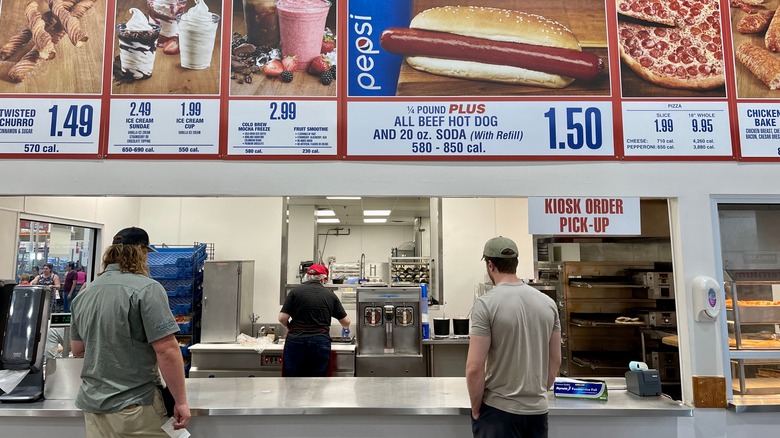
xmin=317 ymin=218 xmax=340 ymax=224
xmin=315 ymin=209 xmax=335 ymax=216
xmin=327 ymin=196 xmax=361 ymax=200
xmin=364 ymin=210 xmax=391 ymax=216
xmin=364 ymin=218 xmax=387 ymax=223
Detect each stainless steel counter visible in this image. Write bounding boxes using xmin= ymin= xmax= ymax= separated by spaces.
xmin=423 ymin=336 xmax=470 ymax=345
xmin=189 ymin=342 xmax=357 ymax=378
xmin=0 ymin=377 xmax=692 ymax=417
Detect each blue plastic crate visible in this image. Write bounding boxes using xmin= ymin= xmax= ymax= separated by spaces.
xmin=149 ymin=244 xmax=207 ymax=269
xmin=150 ymin=265 xmax=197 ymax=280
xmin=177 ymin=317 xmax=192 ymax=335
xmin=177 ymin=336 xmax=192 ymax=356
xmin=169 ymin=297 xmax=192 ymax=315
xmin=158 ymin=278 xmax=198 ymax=297
xmin=175 ymin=312 xmax=199 ymax=335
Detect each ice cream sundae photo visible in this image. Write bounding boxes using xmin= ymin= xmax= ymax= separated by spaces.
xmin=116 ymin=8 xmax=161 ymax=79
xmin=112 ymin=0 xmax=222 ymax=95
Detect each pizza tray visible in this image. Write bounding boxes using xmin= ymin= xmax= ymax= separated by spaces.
xmin=728 ymin=306 xmax=780 ymax=324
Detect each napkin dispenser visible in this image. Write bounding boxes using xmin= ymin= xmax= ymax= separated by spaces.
xmin=0 ymin=285 xmax=50 ymax=402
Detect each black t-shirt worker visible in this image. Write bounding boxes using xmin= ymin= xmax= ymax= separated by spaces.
xmin=278 ymin=264 xmax=351 ymax=377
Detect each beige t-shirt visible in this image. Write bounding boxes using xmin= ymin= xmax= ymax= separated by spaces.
xmin=470 ymin=281 xmax=561 ymax=415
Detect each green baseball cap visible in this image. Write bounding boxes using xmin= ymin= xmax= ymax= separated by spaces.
xmin=482 ymin=236 xmax=518 ymax=259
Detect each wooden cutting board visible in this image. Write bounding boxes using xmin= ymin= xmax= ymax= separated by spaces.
xmin=112 ymin=0 xmax=222 ymax=95
xmin=0 ymin=0 xmax=106 ymax=94
xmin=731 ymin=0 xmax=780 ymax=98
xmin=396 ymin=0 xmax=608 ymax=96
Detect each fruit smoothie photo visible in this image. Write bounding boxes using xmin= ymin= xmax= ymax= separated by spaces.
xmin=276 ymin=0 xmax=331 ymax=71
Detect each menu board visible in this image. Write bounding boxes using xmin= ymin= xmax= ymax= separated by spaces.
xmin=0 ymin=0 xmax=776 ymax=161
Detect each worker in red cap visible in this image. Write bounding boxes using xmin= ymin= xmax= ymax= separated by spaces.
xmin=278 ymin=263 xmax=351 ymax=376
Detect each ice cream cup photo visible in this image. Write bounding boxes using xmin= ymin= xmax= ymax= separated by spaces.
xmin=176 ymin=0 xmax=220 ymax=70
xmin=276 ymin=0 xmax=331 ymax=71
xmin=147 ymin=0 xmax=187 ymax=47
xmin=117 ymin=8 xmax=162 ymax=79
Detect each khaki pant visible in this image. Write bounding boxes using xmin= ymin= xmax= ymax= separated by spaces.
xmin=84 ymin=389 xmax=168 ymax=438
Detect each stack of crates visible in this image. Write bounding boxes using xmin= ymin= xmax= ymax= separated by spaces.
xmin=148 ymin=243 xmax=207 ymax=376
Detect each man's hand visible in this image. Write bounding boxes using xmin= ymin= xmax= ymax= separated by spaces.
xmin=173 ymin=402 xmax=191 ymax=429
xmin=341 ymin=327 xmax=351 ymax=339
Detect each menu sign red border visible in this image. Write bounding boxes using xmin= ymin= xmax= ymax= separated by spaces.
xmin=0 ymin=0 xmax=775 ymax=161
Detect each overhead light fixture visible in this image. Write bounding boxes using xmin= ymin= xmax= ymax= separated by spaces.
xmin=364 ymin=210 xmax=391 ymax=216
xmin=317 ymin=218 xmax=340 ymax=224
xmin=364 ymin=218 xmax=387 ymax=224
xmin=327 ymin=196 xmax=361 ymax=200
xmin=315 ymin=209 xmax=336 ymax=216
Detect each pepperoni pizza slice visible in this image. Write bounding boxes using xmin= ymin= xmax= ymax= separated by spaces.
xmin=617 ymin=0 xmax=676 ymax=26
xmin=617 ymin=0 xmax=725 ymax=90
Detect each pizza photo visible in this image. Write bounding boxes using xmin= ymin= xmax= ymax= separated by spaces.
xmin=730 ymin=0 xmax=780 ymax=98
xmin=617 ymin=0 xmax=727 ymax=97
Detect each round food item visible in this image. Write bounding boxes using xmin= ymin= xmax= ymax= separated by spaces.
xmin=616 ymin=0 xmax=725 ymax=90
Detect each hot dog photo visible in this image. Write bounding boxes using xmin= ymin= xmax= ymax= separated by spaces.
xmin=729 ymin=0 xmax=780 ymax=98
xmin=616 ymin=0 xmax=727 ymax=98
xmin=348 ymin=0 xmax=610 ymax=96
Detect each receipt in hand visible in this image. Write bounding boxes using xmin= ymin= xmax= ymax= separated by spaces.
xmin=161 ymin=417 xmax=191 ymax=438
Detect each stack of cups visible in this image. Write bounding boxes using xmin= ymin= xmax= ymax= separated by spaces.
xmin=421 ymin=283 xmax=430 ymax=339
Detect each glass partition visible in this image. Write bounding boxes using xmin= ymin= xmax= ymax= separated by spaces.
xmin=16 ymin=219 xmax=97 ymax=286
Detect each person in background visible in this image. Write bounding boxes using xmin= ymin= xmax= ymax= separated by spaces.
xmin=31 ymin=263 xmax=61 ymax=314
xmin=76 ymin=264 xmax=87 ymax=288
xmin=63 ymin=261 xmax=78 ymax=313
xmin=45 ymin=327 xmax=66 ymax=361
xmin=70 ymin=227 xmax=190 ymax=436
xmin=466 ymin=236 xmax=562 ymax=438
xmin=278 ymin=263 xmax=351 ymax=377
xmin=19 ymin=273 xmax=31 ymax=285
xmin=31 ymin=266 xmax=40 ymax=280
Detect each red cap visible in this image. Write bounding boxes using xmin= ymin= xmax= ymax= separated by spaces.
xmin=307 ymin=264 xmax=329 ymax=276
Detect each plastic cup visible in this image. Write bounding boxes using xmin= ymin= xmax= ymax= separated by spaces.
xmin=147 ymin=0 xmax=187 ymax=47
xmin=176 ymin=12 xmax=220 ymax=70
xmin=276 ymin=0 xmax=331 ymax=71
xmin=116 ymin=23 xmax=162 ymax=79
xmin=242 ymin=0 xmax=280 ymax=49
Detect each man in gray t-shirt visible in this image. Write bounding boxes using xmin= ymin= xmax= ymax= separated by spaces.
xmin=466 ymin=236 xmax=562 ymax=438
xmin=70 ymin=227 xmax=190 ymax=437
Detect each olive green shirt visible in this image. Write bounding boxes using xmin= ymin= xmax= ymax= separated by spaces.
xmin=470 ymin=282 xmax=561 ymax=415
xmin=70 ymin=264 xmax=179 ymax=413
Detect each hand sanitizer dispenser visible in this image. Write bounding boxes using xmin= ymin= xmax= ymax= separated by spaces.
xmin=692 ymin=276 xmax=721 ymax=322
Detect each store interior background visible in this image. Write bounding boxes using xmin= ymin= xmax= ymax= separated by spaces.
xmin=2 ymin=158 xmax=780 ymax=434
xmin=0 ymin=196 xmax=673 ymax=323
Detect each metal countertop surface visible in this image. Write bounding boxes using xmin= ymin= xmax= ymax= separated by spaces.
xmin=0 ymin=377 xmax=693 ymax=417
xmin=188 ymin=343 xmax=357 ymax=352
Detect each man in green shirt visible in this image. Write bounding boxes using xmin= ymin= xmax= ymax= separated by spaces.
xmin=70 ymin=227 xmax=190 ymax=437
xmin=467 ymin=236 xmax=562 ymax=438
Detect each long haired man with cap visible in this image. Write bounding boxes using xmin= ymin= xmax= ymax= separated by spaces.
xmin=70 ymin=227 xmax=190 ymax=437
xmin=278 ymin=263 xmax=351 ymax=377
xmin=466 ymin=236 xmax=562 ymax=438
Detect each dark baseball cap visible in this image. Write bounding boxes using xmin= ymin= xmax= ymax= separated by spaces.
xmin=112 ymin=227 xmax=157 ymax=252
xmin=482 ymin=236 xmax=518 ymax=259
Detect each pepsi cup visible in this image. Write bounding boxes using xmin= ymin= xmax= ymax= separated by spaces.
xmin=348 ymin=0 xmax=413 ymax=96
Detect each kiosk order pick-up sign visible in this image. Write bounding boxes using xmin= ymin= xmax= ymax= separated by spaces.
xmin=527 ymin=197 xmax=641 ymax=235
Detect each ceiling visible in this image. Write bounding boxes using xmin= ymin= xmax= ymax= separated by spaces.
xmin=287 ymin=197 xmax=431 ymax=226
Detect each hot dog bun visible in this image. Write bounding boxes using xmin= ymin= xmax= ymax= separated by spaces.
xmin=406 ymin=6 xmax=583 ymax=88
